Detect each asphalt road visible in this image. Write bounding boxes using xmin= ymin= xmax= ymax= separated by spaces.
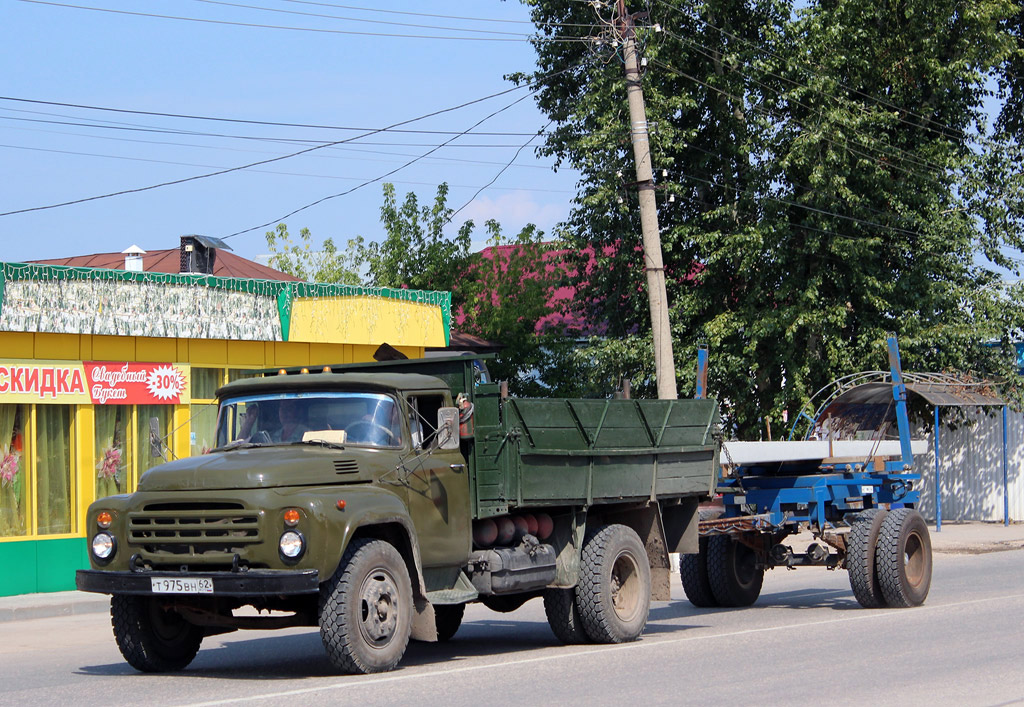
xmin=1 ymin=550 xmax=1021 ymax=707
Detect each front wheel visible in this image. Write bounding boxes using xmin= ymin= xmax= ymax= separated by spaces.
xmin=110 ymin=595 xmax=203 ymax=672
xmin=875 ymin=508 xmax=932 ymax=607
xmin=319 ymin=538 xmax=413 ymax=674
xmin=706 ymin=535 xmax=764 ymax=607
xmin=576 ymin=524 xmax=651 ymax=643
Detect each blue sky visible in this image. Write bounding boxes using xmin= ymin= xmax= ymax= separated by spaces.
xmin=1 ymin=0 xmax=581 ymax=265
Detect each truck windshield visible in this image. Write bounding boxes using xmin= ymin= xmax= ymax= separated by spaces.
xmin=215 ymin=392 xmax=403 ymax=449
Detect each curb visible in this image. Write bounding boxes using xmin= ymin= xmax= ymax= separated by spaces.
xmin=933 ymin=540 xmax=1024 ymax=555
xmin=0 ymin=594 xmax=109 ymax=624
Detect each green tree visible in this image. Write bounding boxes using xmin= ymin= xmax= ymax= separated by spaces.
xmin=521 ymin=0 xmax=1024 ymax=436
xmin=264 ymin=223 xmax=363 ymax=285
xmin=458 ymin=220 xmax=575 ymax=396
xmin=362 ymin=183 xmax=475 ymax=306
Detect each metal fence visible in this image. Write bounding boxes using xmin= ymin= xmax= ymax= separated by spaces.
xmin=913 ymin=408 xmax=1022 ymax=523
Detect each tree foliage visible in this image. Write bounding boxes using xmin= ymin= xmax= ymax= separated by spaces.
xmin=521 ymin=0 xmax=1024 ymax=436
xmin=264 ymin=223 xmax=363 ymax=285
xmin=265 ymin=183 xmax=572 ymax=396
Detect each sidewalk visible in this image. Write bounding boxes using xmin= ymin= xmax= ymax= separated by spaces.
xmin=1 ymin=522 xmax=1021 ymax=623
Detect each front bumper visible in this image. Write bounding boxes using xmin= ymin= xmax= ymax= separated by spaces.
xmin=76 ymin=568 xmax=320 ymax=596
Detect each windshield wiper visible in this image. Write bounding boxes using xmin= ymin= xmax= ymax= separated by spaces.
xmin=293 ymin=439 xmax=347 ymax=451
xmin=211 ymin=440 xmax=268 ymax=452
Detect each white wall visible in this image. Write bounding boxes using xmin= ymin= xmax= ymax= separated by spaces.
xmin=913 ymin=408 xmax=1022 ymax=523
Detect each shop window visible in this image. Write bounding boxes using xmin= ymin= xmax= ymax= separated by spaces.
xmin=228 ymin=369 xmax=259 ymax=383
xmin=190 ymin=403 xmax=218 ymax=456
xmin=138 ymin=405 xmax=172 ymax=482
xmin=36 ymin=405 xmax=73 ymax=536
xmin=191 ymin=368 xmax=222 ymax=401
xmin=0 ymin=404 xmax=28 ymax=538
xmin=94 ymin=406 xmax=128 ymax=500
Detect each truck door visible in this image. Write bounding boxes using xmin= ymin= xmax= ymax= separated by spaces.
xmin=403 ymin=392 xmax=471 ymax=568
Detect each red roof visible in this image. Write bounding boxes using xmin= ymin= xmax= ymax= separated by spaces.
xmin=32 ymin=249 xmax=301 ymax=281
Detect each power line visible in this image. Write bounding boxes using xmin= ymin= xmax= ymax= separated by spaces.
xmin=16 ymin=0 xmax=592 ymax=43
xmin=222 ymin=94 xmax=536 ymax=239
xmin=0 ymin=82 xmax=534 ymax=218
xmin=0 ymin=95 xmax=546 ymax=136
xmin=0 ymin=142 xmax=575 ymax=194
xmin=1 ymin=121 xmax=570 ymax=172
xmin=188 ymin=0 xmax=531 ymax=37
xmin=449 ymin=122 xmax=552 ymax=222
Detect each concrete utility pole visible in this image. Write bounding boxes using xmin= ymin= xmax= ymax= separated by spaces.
xmin=616 ymin=1 xmax=677 ymax=399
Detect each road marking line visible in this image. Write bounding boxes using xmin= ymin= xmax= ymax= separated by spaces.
xmin=184 ymin=592 xmax=1024 ymax=707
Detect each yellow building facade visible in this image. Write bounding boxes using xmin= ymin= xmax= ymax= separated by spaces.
xmin=0 ymin=263 xmax=450 ymax=596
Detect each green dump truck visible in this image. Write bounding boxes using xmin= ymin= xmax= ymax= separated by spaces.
xmin=77 ymin=355 xmax=719 ymax=674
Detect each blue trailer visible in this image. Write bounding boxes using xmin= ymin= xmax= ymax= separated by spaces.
xmin=682 ymin=336 xmax=933 ymax=609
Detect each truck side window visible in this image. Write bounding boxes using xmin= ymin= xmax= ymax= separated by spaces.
xmin=407 ymin=394 xmax=445 ymax=450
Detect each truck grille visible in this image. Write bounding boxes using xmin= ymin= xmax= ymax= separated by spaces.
xmin=128 ymin=502 xmax=261 ymax=557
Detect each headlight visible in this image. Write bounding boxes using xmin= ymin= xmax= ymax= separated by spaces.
xmin=92 ymin=532 xmax=116 ymax=561
xmin=279 ymin=530 xmax=305 ymax=561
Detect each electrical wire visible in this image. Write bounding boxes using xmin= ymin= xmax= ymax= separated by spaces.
xmin=221 ymin=93 xmax=536 ymax=239
xmin=449 ymin=122 xmax=553 ymax=222
xmin=0 ymin=82 xmax=533 ymax=218
xmin=15 ymin=0 xmax=593 ymax=43
xmin=0 ymin=96 xmax=547 ymax=136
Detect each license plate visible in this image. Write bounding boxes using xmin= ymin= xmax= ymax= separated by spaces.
xmin=150 ymin=577 xmax=214 ymax=594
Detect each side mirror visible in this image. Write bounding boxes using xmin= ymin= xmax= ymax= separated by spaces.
xmin=436 ymin=408 xmax=460 ymax=450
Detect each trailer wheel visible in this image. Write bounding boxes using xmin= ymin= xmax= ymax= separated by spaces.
xmin=846 ymin=509 xmax=889 ymax=608
xmin=706 ymin=535 xmax=763 ymax=607
xmin=433 ymin=603 xmax=465 ymax=642
xmin=319 ymin=538 xmax=413 ymax=674
xmin=543 ymin=588 xmax=591 ymax=644
xmin=576 ymin=524 xmax=651 ymax=643
xmin=680 ymin=536 xmax=719 ymax=608
xmin=110 ymin=595 xmax=203 ymax=672
xmin=875 ymin=508 xmax=932 ymax=608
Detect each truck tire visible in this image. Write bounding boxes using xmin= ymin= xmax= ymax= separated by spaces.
xmin=543 ymin=588 xmax=591 ymax=644
xmin=846 ymin=509 xmax=888 ymax=608
xmin=434 ymin=603 xmax=465 ymax=642
xmin=576 ymin=524 xmax=651 ymax=643
xmin=319 ymin=538 xmax=413 ymax=674
xmin=875 ymin=508 xmax=932 ymax=608
xmin=110 ymin=595 xmax=203 ymax=672
xmin=706 ymin=534 xmax=763 ymax=607
xmin=680 ymin=536 xmax=719 ymax=608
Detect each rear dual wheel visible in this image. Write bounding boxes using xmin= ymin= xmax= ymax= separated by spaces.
xmin=680 ymin=536 xmax=719 ymax=608
xmin=875 ymin=508 xmax=932 ymax=608
xmin=705 ymin=535 xmax=764 ymax=607
xmin=846 ymin=509 xmax=889 ymax=608
xmin=846 ymin=508 xmax=932 ymax=608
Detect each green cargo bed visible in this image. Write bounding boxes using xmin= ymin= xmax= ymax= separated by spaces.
xmin=472 ymin=395 xmax=719 ymax=517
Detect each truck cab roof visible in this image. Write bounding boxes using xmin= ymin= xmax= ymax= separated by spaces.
xmin=216 ymin=371 xmax=450 ymax=400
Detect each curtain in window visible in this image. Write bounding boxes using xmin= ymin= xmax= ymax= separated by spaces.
xmin=137 ymin=405 xmax=172 ymax=483
xmin=94 ymin=406 xmax=125 ymax=500
xmin=0 ymin=404 xmax=27 ymax=537
xmin=35 ymin=405 xmax=72 ymax=535
xmin=190 ymin=404 xmax=218 ymax=456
